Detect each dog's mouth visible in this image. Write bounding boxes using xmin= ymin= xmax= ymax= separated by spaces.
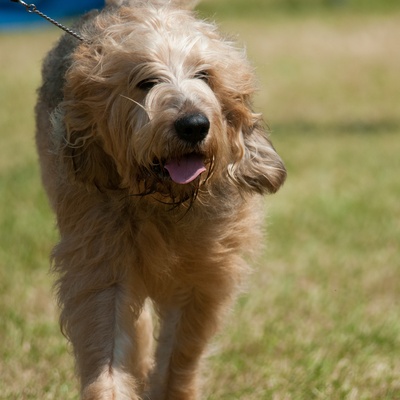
xmin=152 ymin=153 xmax=207 ymax=185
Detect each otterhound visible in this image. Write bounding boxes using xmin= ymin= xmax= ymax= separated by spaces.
xmin=35 ymin=0 xmax=286 ymax=398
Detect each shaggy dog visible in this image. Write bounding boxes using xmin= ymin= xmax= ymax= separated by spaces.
xmin=35 ymin=0 xmax=286 ymax=398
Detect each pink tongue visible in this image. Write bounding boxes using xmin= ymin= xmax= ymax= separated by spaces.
xmin=164 ymin=154 xmax=206 ymax=184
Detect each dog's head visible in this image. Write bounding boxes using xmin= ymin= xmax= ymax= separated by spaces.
xmin=60 ymin=2 xmax=286 ymax=204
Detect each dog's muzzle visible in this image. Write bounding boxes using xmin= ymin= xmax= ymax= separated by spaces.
xmin=157 ymin=113 xmax=209 ymax=184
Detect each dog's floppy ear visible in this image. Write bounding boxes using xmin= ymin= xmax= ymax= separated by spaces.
xmin=230 ymin=120 xmax=287 ymax=195
xmin=52 ymin=109 xmax=121 ymax=190
xmin=63 ymin=134 xmax=121 ymax=190
xmin=208 ymin=45 xmax=286 ymax=195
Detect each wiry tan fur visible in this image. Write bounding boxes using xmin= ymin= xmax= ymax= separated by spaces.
xmin=35 ymin=0 xmax=286 ymax=399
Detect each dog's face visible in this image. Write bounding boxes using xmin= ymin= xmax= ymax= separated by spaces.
xmin=61 ymin=5 xmax=286 ymax=203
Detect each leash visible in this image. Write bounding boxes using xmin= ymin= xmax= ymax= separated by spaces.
xmin=10 ymin=0 xmax=85 ymax=42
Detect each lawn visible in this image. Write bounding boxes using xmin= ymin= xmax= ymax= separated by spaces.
xmin=1 ymin=4 xmax=399 ymax=400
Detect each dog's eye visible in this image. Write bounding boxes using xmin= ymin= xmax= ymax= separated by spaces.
xmin=137 ymin=78 xmax=160 ymax=91
xmin=194 ymin=70 xmax=209 ymax=83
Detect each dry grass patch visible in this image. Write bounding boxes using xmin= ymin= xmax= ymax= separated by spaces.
xmin=220 ymin=14 xmax=400 ymax=127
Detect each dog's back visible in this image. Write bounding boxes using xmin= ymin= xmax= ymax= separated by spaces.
xmin=35 ymin=12 xmax=98 ymax=203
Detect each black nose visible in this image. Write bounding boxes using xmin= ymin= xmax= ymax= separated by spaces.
xmin=174 ymin=113 xmax=210 ymax=145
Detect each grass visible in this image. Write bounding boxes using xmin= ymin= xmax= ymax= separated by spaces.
xmin=1 ymin=6 xmax=400 ymax=400
xmin=198 ymin=0 xmax=400 ymax=17
xmin=207 ymin=131 xmax=400 ymax=399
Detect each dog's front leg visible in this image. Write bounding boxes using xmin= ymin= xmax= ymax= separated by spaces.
xmin=57 ymin=272 xmax=152 ymax=400
xmin=149 ymin=291 xmax=227 ymax=400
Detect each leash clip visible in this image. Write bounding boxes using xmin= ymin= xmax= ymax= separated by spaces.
xmin=11 ymin=0 xmax=36 ymax=13
xmin=9 ymin=0 xmax=86 ymax=42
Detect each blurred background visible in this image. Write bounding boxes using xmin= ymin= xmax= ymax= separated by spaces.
xmin=1 ymin=1 xmax=399 ymax=399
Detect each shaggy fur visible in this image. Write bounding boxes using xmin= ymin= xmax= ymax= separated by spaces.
xmin=35 ymin=0 xmax=286 ymax=399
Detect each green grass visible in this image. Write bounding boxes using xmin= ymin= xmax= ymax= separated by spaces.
xmin=1 ymin=8 xmax=400 ymax=400
xmin=206 ymin=130 xmax=400 ymax=399
xmin=198 ymin=0 xmax=400 ymax=17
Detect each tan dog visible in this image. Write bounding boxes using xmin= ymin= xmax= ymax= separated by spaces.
xmin=35 ymin=0 xmax=286 ymax=398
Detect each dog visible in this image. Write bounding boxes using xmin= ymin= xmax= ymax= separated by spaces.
xmin=35 ymin=0 xmax=286 ymax=398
